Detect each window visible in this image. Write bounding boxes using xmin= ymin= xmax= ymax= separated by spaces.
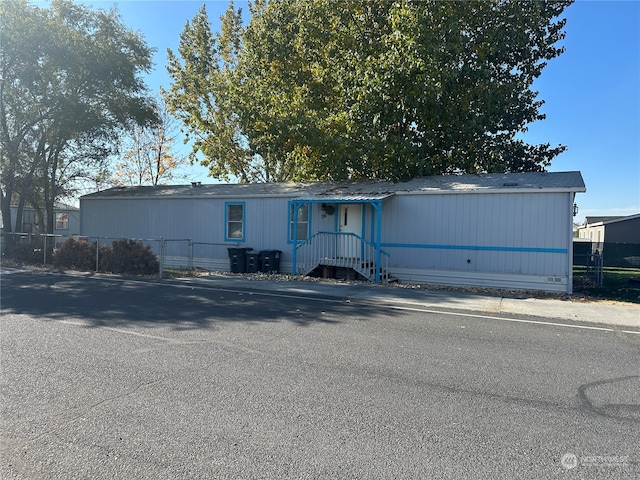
xmin=225 ymin=202 xmax=245 ymax=241
xmin=56 ymin=212 xmax=69 ymax=230
xmin=22 ymin=209 xmax=36 ymax=233
xmin=289 ymin=204 xmax=309 ymax=242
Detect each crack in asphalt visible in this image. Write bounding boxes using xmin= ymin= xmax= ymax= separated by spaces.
xmin=578 ymin=375 xmax=640 ymax=424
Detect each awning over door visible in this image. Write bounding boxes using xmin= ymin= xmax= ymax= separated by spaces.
xmin=292 ymin=193 xmax=394 ymax=203
xmin=290 ymin=193 xmax=393 ymax=283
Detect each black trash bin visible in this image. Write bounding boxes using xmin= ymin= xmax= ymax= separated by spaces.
xmin=246 ymin=251 xmax=261 ymax=273
xmin=227 ymin=247 xmax=252 ymax=273
xmin=259 ymin=250 xmax=282 ymax=273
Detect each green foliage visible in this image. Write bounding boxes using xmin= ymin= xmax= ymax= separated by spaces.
xmin=99 ymin=240 xmax=159 ymax=276
xmin=52 ymin=238 xmax=95 ymax=271
xmin=166 ymin=0 xmax=572 ymax=183
xmin=166 ymin=3 xmax=256 ymax=182
xmin=0 ymin=0 xmax=157 ymax=234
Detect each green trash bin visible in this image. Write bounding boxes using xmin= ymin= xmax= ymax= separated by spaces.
xmin=227 ymin=247 xmax=252 ymax=273
xmin=259 ymin=250 xmax=282 ymax=273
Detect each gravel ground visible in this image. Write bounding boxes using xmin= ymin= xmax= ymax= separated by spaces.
xmin=184 ymin=269 xmax=583 ymax=303
xmin=4 ymin=260 xmax=634 ymax=305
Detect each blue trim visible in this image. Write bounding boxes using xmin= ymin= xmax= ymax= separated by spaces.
xmin=291 ymin=199 xmax=390 ymax=283
xmin=374 ymin=201 xmax=382 ymax=283
xmin=291 ymin=203 xmax=298 ymax=274
xmin=380 ymin=242 xmax=567 ymax=254
xmin=224 ymin=201 xmax=246 ymax=242
xmin=370 ymin=205 xmax=375 ymax=243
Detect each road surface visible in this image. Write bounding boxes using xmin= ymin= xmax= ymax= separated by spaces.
xmin=1 ymin=271 xmax=638 ymax=479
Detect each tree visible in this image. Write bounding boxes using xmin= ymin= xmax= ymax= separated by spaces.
xmin=166 ymin=2 xmax=258 ymax=182
xmin=0 ymin=0 xmax=157 ymax=233
xmin=166 ymin=0 xmax=572 ymax=183
xmin=113 ymin=97 xmax=188 ymax=186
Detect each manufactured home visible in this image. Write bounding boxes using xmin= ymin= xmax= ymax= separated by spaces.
xmin=1 ymin=202 xmax=80 ymax=236
xmin=576 ymin=214 xmax=640 ymax=244
xmin=80 ymin=171 xmax=585 ymax=293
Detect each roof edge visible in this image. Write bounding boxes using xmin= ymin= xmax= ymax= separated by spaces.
xmin=585 ymin=213 xmax=640 ymax=226
xmin=397 ymin=187 xmax=586 ymax=195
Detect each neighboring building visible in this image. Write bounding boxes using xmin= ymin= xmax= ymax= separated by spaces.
xmin=1 ymin=203 xmax=80 ymax=236
xmin=81 ymin=171 xmax=585 ymax=293
xmin=576 ymin=214 xmax=640 ymax=244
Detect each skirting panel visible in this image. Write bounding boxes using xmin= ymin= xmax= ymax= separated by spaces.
xmin=388 ymin=267 xmax=571 ymax=293
xmin=164 ymin=256 xmax=228 ymax=271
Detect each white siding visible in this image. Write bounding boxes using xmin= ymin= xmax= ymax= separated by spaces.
xmin=80 ymin=187 xmax=577 ymax=292
xmin=380 ymin=192 xmax=573 ymax=291
xmin=81 ymin=196 xmax=297 ymax=267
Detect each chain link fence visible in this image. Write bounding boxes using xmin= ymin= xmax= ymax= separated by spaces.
xmin=1 ymin=232 xmax=238 ymax=278
xmin=573 ymin=241 xmax=640 ymax=287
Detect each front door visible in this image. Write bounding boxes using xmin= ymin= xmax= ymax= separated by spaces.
xmin=338 ymin=204 xmax=362 ymax=258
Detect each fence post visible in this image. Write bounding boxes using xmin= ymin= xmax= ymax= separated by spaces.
xmin=96 ymin=238 xmax=100 ymax=272
xmin=159 ymin=237 xmax=164 ymax=279
xmin=596 ymin=253 xmax=603 ymax=286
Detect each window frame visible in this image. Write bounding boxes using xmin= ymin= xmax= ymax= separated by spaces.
xmin=55 ymin=212 xmax=69 ymax=230
xmin=224 ymin=202 xmax=246 ymax=242
xmin=288 ymin=202 xmax=310 ymax=243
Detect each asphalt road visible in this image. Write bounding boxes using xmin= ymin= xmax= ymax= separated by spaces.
xmin=1 ymin=271 xmax=639 ymax=479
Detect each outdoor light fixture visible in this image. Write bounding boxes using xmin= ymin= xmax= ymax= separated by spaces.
xmin=573 ymin=203 xmax=579 ymax=217
xmin=321 ymin=203 xmax=335 ymax=215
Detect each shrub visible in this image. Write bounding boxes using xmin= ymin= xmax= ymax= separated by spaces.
xmin=52 ymin=238 xmax=95 ymax=271
xmin=99 ymin=239 xmax=159 ymax=275
xmin=5 ymin=240 xmax=51 ymax=265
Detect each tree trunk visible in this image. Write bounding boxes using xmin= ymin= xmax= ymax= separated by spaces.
xmin=14 ymin=195 xmax=27 ymax=233
xmin=0 ymin=184 xmax=13 ymax=234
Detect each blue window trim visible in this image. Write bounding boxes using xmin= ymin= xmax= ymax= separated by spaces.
xmin=224 ymin=201 xmax=246 ymax=242
xmin=287 ymin=201 xmax=311 ymax=244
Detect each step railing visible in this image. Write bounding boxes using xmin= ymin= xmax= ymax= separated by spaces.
xmin=295 ymin=231 xmax=390 ymax=283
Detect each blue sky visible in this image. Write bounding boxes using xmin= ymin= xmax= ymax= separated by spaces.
xmin=45 ymin=1 xmax=639 ymax=222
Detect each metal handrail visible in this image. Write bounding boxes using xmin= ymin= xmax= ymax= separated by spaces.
xmin=295 ymin=231 xmax=389 ymax=282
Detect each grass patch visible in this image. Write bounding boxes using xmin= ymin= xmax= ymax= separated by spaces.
xmin=573 ymin=267 xmax=640 ymax=304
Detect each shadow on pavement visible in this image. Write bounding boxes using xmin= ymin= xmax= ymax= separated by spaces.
xmin=1 ymin=272 xmax=396 ymax=330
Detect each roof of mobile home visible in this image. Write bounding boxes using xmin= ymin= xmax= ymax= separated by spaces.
xmin=82 ymin=171 xmax=585 ymax=200
xmin=583 ymin=213 xmax=640 ymax=226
